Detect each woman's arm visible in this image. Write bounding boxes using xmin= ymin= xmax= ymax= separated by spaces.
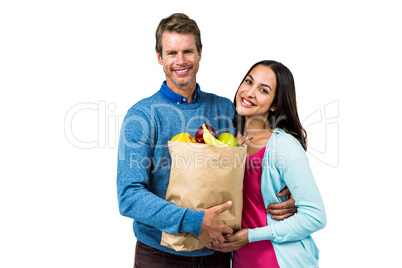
xmin=249 ymin=135 xmax=327 ymax=243
xmin=211 ymin=229 xmax=249 ymax=252
xmin=213 ymin=133 xmax=326 ymax=252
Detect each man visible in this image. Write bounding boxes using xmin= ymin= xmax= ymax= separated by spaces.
xmin=117 ymin=13 xmax=296 ymax=267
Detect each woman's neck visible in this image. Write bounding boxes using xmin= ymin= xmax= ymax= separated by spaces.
xmin=244 ymin=118 xmax=270 ymax=138
xmin=241 ymin=119 xmax=274 ymax=155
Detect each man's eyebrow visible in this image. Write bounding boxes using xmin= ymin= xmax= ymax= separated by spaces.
xmin=248 ymin=74 xmax=272 ymax=91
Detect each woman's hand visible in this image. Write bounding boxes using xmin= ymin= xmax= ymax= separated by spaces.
xmin=266 ymin=187 xmax=297 ymax=220
xmin=210 ymin=229 xmax=249 ymax=253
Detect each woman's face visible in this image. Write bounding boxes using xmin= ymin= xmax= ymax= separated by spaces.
xmin=235 ymin=64 xmax=277 ymax=120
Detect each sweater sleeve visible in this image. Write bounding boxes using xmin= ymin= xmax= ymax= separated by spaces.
xmin=248 ymin=135 xmax=327 ymax=243
xmin=116 ymin=107 xmax=204 ymax=236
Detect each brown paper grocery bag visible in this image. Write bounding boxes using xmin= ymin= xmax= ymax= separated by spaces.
xmin=160 ymin=141 xmax=247 ymax=251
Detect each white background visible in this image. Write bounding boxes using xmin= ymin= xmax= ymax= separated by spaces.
xmin=1 ymin=0 xmax=401 ymax=267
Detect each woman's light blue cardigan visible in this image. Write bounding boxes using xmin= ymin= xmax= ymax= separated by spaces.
xmin=248 ymin=128 xmax=327 ymax=267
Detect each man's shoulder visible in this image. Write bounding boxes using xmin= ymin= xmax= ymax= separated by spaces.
xmin=200 ymin=91 xmax=233 ymax=106
xmin=119 ymin=93 xmax=163 ymax=123
xmin=126 ymin=91 xmax=165 ymax=112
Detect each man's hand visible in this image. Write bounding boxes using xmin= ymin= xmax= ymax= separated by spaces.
xmin=198 ymin=201 xmax=233 ymax=249
xmin=266 ymin=187 xmax=297 ymax=220
xmin=211 ymin=229 xmax=249 ymax=253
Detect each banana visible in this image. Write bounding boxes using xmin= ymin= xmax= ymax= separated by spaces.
xmin=202 ymin=123 xmax=227 ymax=146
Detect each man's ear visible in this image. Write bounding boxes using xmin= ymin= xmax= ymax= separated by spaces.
xmin=198 ymin=48 xmax=202 ymax=61
xmin=156 ymin=50 xmax=163 ymax=65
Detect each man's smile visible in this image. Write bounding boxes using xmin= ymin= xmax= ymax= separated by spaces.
xmin=174 ymin=68 xmax=190 ymax=75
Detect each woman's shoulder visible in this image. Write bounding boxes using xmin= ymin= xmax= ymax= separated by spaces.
xmin=268 ymin=128 xmax=306 ymax=158
xmin=270 ymin=128 xmax=302 ymax=146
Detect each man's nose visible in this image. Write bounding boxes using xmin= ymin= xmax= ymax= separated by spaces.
xmin=176 ymin=52 xmax=185 ymax=64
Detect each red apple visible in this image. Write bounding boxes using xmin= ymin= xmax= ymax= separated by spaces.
xmin=195 ymin=123 xmax=216 ymax=143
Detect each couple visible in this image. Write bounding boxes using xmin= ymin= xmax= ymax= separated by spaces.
xmin=117 ymin=13 xmax=326 ymax=267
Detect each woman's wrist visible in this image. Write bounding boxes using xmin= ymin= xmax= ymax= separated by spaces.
xmin=248 ymin=226 xmax=274 ymax=243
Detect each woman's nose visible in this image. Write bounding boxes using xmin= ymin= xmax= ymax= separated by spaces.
xmin=246 ymin=86 xmax=257 ymax=97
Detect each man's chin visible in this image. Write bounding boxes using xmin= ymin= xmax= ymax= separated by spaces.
xmin=169 ymin=77 xmax=193 ymax=87
xmin=175 ymin=82 xmax=190 ymax=87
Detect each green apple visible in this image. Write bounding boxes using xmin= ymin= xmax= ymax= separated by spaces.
xmin=217 ymin=133 xmax=237 ymax=147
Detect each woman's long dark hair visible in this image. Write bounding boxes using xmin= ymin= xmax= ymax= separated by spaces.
xmin=232 ymin=60 xmax=307 ymax=150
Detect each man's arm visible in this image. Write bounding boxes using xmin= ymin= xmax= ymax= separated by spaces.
xmin=117 ymin=109 xmax=203 ymax=236
xmin=117 ymin=108 xmax=233 ymax=243
xmin=266 ymin=187 xmax=297 ymax=220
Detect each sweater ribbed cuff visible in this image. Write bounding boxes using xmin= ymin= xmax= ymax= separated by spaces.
xmin=180 ymin=209 xmax=205 ymax=237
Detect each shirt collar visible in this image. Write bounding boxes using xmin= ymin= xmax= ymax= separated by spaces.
xmin=160 ymin=81 xmax=201 ymax=104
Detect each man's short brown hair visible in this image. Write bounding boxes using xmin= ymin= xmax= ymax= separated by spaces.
xmin=155 ymin=13 xmax=202 ymax=56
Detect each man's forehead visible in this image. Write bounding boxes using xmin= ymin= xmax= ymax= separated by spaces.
xmin=161 ymin=32 xmax=197 ymax=50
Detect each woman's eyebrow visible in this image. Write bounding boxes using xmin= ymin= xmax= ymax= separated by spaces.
xmin=261 ymin=83 xmax=272 ymax=91
xmin=249 ymin=74 xmax=272 ymax=91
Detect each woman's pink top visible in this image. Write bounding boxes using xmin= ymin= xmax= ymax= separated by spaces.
xmin=233 ymin=146 xmax=279 ymax=268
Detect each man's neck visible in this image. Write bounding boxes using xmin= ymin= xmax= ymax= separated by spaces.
xmin=166 ymin=81 xmax=197 ymax=104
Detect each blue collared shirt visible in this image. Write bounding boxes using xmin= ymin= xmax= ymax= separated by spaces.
xmin=159 ymin=81 xmax=200 ymax=104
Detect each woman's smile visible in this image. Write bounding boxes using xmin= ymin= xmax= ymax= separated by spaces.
xmin=241 ymin=97 xmax=256 ymax=107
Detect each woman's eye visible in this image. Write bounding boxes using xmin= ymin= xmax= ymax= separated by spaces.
xmin=260 ymin=88 xmax=268 ymax=94
xmin=244 ymin=79 xmax=252 ymax=85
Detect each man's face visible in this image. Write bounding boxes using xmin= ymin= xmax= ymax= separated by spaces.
xmin=156 ymin=32 xmax=202 ymax=92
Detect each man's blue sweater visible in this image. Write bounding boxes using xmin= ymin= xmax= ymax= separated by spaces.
xmin=117 ymin=82 xmax=235 ymax=256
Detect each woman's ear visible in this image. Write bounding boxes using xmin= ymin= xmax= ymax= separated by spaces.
xmin=270 ymin=106 xmax=276 ymax=112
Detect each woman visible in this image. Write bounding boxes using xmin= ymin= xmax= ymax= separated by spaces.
xmin=212 ymin=60 xmax=327 ymax=267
